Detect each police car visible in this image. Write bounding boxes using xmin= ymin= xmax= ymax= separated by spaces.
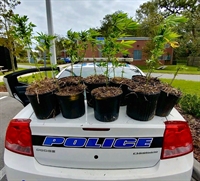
xmin=4 ymin=63 xmax=194 ymax=181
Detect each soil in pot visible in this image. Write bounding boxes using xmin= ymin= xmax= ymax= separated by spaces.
xmin=126 ymin=84 xmax=160 ymax=121
xmin=56 ymin=84 xmax=86 ymax=119
xmin=156 ymin=84 xmax=182 ymax=117
xmin=84 ymin=74 xmax=108 ymax=107
xmin=110 ymin=77 xmax=133 ymax=106
xmin=58 ymin=76 xmax=83 ymax=87
xmin=91 ymin=86 xmax=122 ymax=122
xmin=132 ymin=75 xmax=161 ymax=87
xmin=25 ymin=78 xmax=60 ymax=119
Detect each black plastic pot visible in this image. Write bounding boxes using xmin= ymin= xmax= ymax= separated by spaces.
xmin=26 ymin=91 xmax=60 ymax=119
xmin=84 ymin=82 xmax=106 ymax=107
xmin=92 ymin=93 xmax=122 ymax=122
xmin=109 ymin=82 xmax=128 ymax=106
xmin=56 ymin=91 xmax=85 ymax=119
xmin=156 ymin=90 xmax=180 ymax=117
xmin=126 ymin=91 xmax=160 ymax=121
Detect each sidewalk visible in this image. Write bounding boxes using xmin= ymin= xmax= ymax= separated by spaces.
xmin=151 ymin=73 xmax=200 ymax=82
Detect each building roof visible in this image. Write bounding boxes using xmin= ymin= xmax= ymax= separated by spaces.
xmin=118 ymin=37 xmax=150 ymax=40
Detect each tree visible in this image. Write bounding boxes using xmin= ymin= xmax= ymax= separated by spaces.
xmin=0 ymin=0 xmax=21 ymax=71
xmin=98 ymin=11 xmax=138 ymax=37
xmin=11 ymin=14 xmax=36 ymax=65
xmin=156 ymin=0 xmax=200 ymax=15
xmin=135 ymin=0 xmax=200 ymax=62
xmin=135 ymin=1 xmax=160 ymax=22
xmin=135 ymin=1 xmax=165 ymax=59
xmin=135 ymin=1 xmax=164 ymax=37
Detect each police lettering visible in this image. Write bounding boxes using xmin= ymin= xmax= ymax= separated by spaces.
xmin=43 ymin=137 xmax=153 ymax=148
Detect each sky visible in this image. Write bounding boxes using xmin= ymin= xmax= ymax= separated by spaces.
xmin=13 ymin=0 xmax=149 ymax=37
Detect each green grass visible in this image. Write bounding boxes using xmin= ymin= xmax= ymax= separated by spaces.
xmin=18 ymin=62 xmax=47 ymax=66
xmin=17 ymin=71 xmax=57 ymax=84
xmin=160 ymin=78 xmax=200 ymax=97
xmin=137 ymin=65 xmax=200 ymax=75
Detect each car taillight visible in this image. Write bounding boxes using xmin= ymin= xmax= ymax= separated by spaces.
xmin=5 ymin=119 xmax=33 ymax=156
xmin=161 ymin=121 xmax=193 ymax=159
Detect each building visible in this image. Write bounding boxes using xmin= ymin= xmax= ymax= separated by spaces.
xmin=84 ymin=37 xmax=173 ymax=66
xmin=61 ymin=37 xmax=174 ymax=66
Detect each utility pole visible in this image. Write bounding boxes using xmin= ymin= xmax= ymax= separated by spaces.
xmin=45 ymin=0 xmax=57 ymax=65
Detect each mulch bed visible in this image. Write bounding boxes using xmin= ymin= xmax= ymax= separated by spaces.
xmin=0 ymin=85 xmax=199 ymax=162
xmin=175 ymin=105 xmax=200 ymax=162
xmin=0 ymin=85 xmax=7 ymax=92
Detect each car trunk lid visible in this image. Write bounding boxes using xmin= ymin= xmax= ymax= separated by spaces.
xmin=30 ymin=105 xmax=166 ymax=169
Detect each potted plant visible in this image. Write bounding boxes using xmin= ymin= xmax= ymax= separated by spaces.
xmin=25 ymin=32 xmax=60 ymax=120
xmin=126 ymin=15 xmax=188 ymax=121
xmin=55 ymin=30 xmax=86 ymax=119
xmin=155 ymin=66 xmax=185 ymax=116
xmin=83 ymin=29 xmax=108 ymax=107
xmin=11 ymin=14 xmax=60 ymax=119
xmin=90 ymin=12 xmax=139 ymax=122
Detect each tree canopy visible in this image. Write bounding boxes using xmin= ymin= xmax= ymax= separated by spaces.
xmin=135 ymin=0 xmax=200 ymax=60
xmin=0 ymin=0 xmax=21 ymax=71
xmin=97 ymin=11 xmax=138 ymax=37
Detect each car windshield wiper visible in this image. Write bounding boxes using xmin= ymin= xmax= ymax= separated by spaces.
xmin=131 ymin=68 xmax=140 ymax=73
xmin=64 ymin=69 xmax=77 ymax=76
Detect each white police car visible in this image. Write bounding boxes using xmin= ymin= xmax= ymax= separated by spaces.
xmin=4 ymin=63 xmax=193 ymax=181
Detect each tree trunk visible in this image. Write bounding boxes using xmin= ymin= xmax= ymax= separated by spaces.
xmin=9 ymin=48 xmax=16 ymax=72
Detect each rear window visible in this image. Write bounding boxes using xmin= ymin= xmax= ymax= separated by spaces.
xmin=58 ymin=66 xmax=142 ymax=79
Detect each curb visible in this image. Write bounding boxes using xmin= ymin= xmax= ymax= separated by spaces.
xmin=0 ymin=92 xmax=9 ymax=96
xmin=193 ymin=159 xmax=200 ymax=181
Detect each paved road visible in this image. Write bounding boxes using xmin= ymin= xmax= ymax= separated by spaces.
xmin=0 ymin=92 xmax=24 ymax=181
xmin=151 ymin=73 xmax=200 ymax=82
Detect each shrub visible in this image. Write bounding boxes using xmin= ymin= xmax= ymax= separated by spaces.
xmin=37 ymin=60 xmax=44 ymax=64
xmin=179 ymin=94 xmax=200 ymax=118
xmin=17 ymin=59 xmax=29 ymax=63
xmin=57 ymin=59 xmax=65 ymax=64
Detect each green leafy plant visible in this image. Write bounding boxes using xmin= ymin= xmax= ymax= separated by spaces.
xmin=88 ymin=28 xmax=101 ymax=75
xmin=179 ymin=94 xmax=200 ymax=118
xmin=169 ymin=65 xmax=187 ymax=86
xmin=34 ymin=32 xmax=57 ymax=77
xmin=62 ymin=30 xmax=79 ymax=75
xmin=100 ymin=12 xmax=138 ymax=85
xmin=77 ymin=30 xmax=89 ymax=76
xmin=146 ymin=15 xmax=188 ymax=81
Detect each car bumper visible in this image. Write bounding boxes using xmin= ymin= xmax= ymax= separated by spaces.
xmin=4 ymin=149 xmax=193 ymax=181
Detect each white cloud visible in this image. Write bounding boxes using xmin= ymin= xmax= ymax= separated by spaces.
xmin=13 ymin=0 xmax=149 ymax=36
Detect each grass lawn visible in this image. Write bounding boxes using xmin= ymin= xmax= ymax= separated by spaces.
xmin=137 ymin=65 xmax=200 ymax=75
xmin=160 ymin=78 xmax=200 ymax=97
xmin=0 ymin=82 xmax=5 ymax=86
xmin=17 ymin=71 xmax=57 ymax=84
